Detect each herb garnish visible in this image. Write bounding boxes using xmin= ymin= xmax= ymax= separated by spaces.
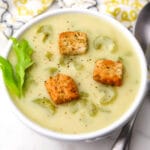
xmin=0 ymin=37 xmax=33 ymax=97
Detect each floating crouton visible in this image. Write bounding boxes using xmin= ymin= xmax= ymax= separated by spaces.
xmin=59 ymin=31 xmax=88 ymax=55
xmin=93 ymin=59 xmax=123 ymax=86
xmin=45 ymin=74 xmax=79 ymax=104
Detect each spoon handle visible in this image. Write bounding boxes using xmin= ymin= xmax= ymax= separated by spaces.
xmin=111 ymin=117 xmax=136 ymax=150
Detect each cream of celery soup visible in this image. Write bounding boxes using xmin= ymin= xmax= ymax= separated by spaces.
xmin=8 ymin=13 xmax=141 ymax=134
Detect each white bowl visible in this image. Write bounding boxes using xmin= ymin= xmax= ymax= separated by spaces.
xmin=1 ymin=9 xmax=148 ymax=141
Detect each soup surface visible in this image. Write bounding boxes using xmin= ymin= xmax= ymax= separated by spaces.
xmin=8 ymin=13 xmax=141 ymax=134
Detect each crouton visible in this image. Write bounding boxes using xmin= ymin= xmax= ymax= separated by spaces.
xmin=45 ymin=74 xmax=79 ymax=104
xmin=93 ymin=59 xmax=123 ymax=86
xmin=59 ymin=31 xmax=88 ymax=55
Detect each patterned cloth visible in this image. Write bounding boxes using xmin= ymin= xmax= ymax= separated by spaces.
xmin=0 ymin=0 xmax=149 ymax=38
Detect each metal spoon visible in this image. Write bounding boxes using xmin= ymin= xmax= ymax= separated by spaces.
xmin=111 ymin=2 xmax=150 ymax=150
xmin=135 ymin=2 xmax=150 ymax=70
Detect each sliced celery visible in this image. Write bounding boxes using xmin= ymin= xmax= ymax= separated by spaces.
xmin=80 ymin=91 xmax=89 ymax=98
xmin=87 ymin=103 xmax=98 ymax=117
xmin=70 ymin=105 xmax=79 ymax=114
xmin=59 ymin=56 xmax=71 ymax=66
xmin=69 ymin=98 xmax=89 ymax=114
xmin=73 ymin=61 xmax=84 ymax=71
xmin=59 ymin=56 xmax=66 ymax=66
xmin=45 ymin=51 xmax=53 ymax=61
xmin=80 ymin=98 xmax=88 ymax=106
xmin=37 ymin=25 xmax=52 ymax=34
xmin=49 ymin=67 xmax=58 ymax=75
xmin=99 ymin=86 xmax=117 ymax=105
xmin=93 ymin=36 xmax=116 ymax=52
xmin=33 ymin=98 xmax=56 ymax=115
xmin=117 ymin=56 xmax=124 ymax=62
xmin=79 ymin=92 xmax=89 ymax=106
xmin=37 ymin=25 xmax=52 ymax=42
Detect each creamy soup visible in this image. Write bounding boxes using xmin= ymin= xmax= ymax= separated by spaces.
xmin=8 ymin=13 xmax=141 ymax=134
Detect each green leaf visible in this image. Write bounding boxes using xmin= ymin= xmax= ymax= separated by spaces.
xmin=0 ymin=56 xmax=19 ymax=96
xmin=0 ymin=38 xmax=33 ymax=97
xmin=10 ymin=37 xmax=33 ymax=96
xmin=33 ymin=98 xmax=56 ymax=115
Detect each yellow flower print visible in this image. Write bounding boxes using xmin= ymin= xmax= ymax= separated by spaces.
xmin=104 ymin=0 xmax=144 ymax=23
xmin=13 ymin=0 xmax=54 ymax=17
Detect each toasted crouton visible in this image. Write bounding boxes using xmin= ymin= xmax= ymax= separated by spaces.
xmin=45 ymin=74 xmax=79 ymax=104
xmin=93 ymin=59 xmax=123 ymax=86
xmin=59 ymin=31 xmax=88 ymax=55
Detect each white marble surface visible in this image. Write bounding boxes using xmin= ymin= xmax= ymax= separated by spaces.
xmin=0 ymin=33 xmax=150 ymax=150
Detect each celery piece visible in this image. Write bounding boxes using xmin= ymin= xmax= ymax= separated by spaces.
xmin=49 ymin=67 xmax=58 ymax=75
xmin=10 ymin=37 xmax=34 ymax=96
xmin=99 ymin=87 xmax=117 ymax=105
xmin=69 ymin=98 xmax=89 ymax=114
xmin=37 ymin=25 xmax=52 ymax=42
xmin=43 ymin=34 xmax=49 ymax=42
xmin=80 ymin=92 xmax=89 ymax=106
xmin=73 ymin=61 xmax=84 ymax=71
xmin=59 ymin=56 xmax=66 ymax=66
xmin=59 ymin=56 xmax=71 ymax=66
xmin=80 ymin=98 xmax=88 ymax=106
xmin=93 ymin=36 xmax=116 ymax=52
xmin=117 ymin=57 xmax=124 ymax=62
xmin=45 ymin=51 xmax=53 ymax=61
xmin=80 ymin=91 xmax=89 ymax=98
xmin=37 ymin=25 xmax=52 ymax=33
xmin=87 ymin=103 xmax=98 ymax=117
xmin=70 ymin=105 xmax=79 ymax=114
xmin=33 ymin=98 xmax=56 ymax=115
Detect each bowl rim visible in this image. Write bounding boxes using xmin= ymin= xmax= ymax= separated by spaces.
xmin=2 ymin=8 xmax=148 ymax=141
